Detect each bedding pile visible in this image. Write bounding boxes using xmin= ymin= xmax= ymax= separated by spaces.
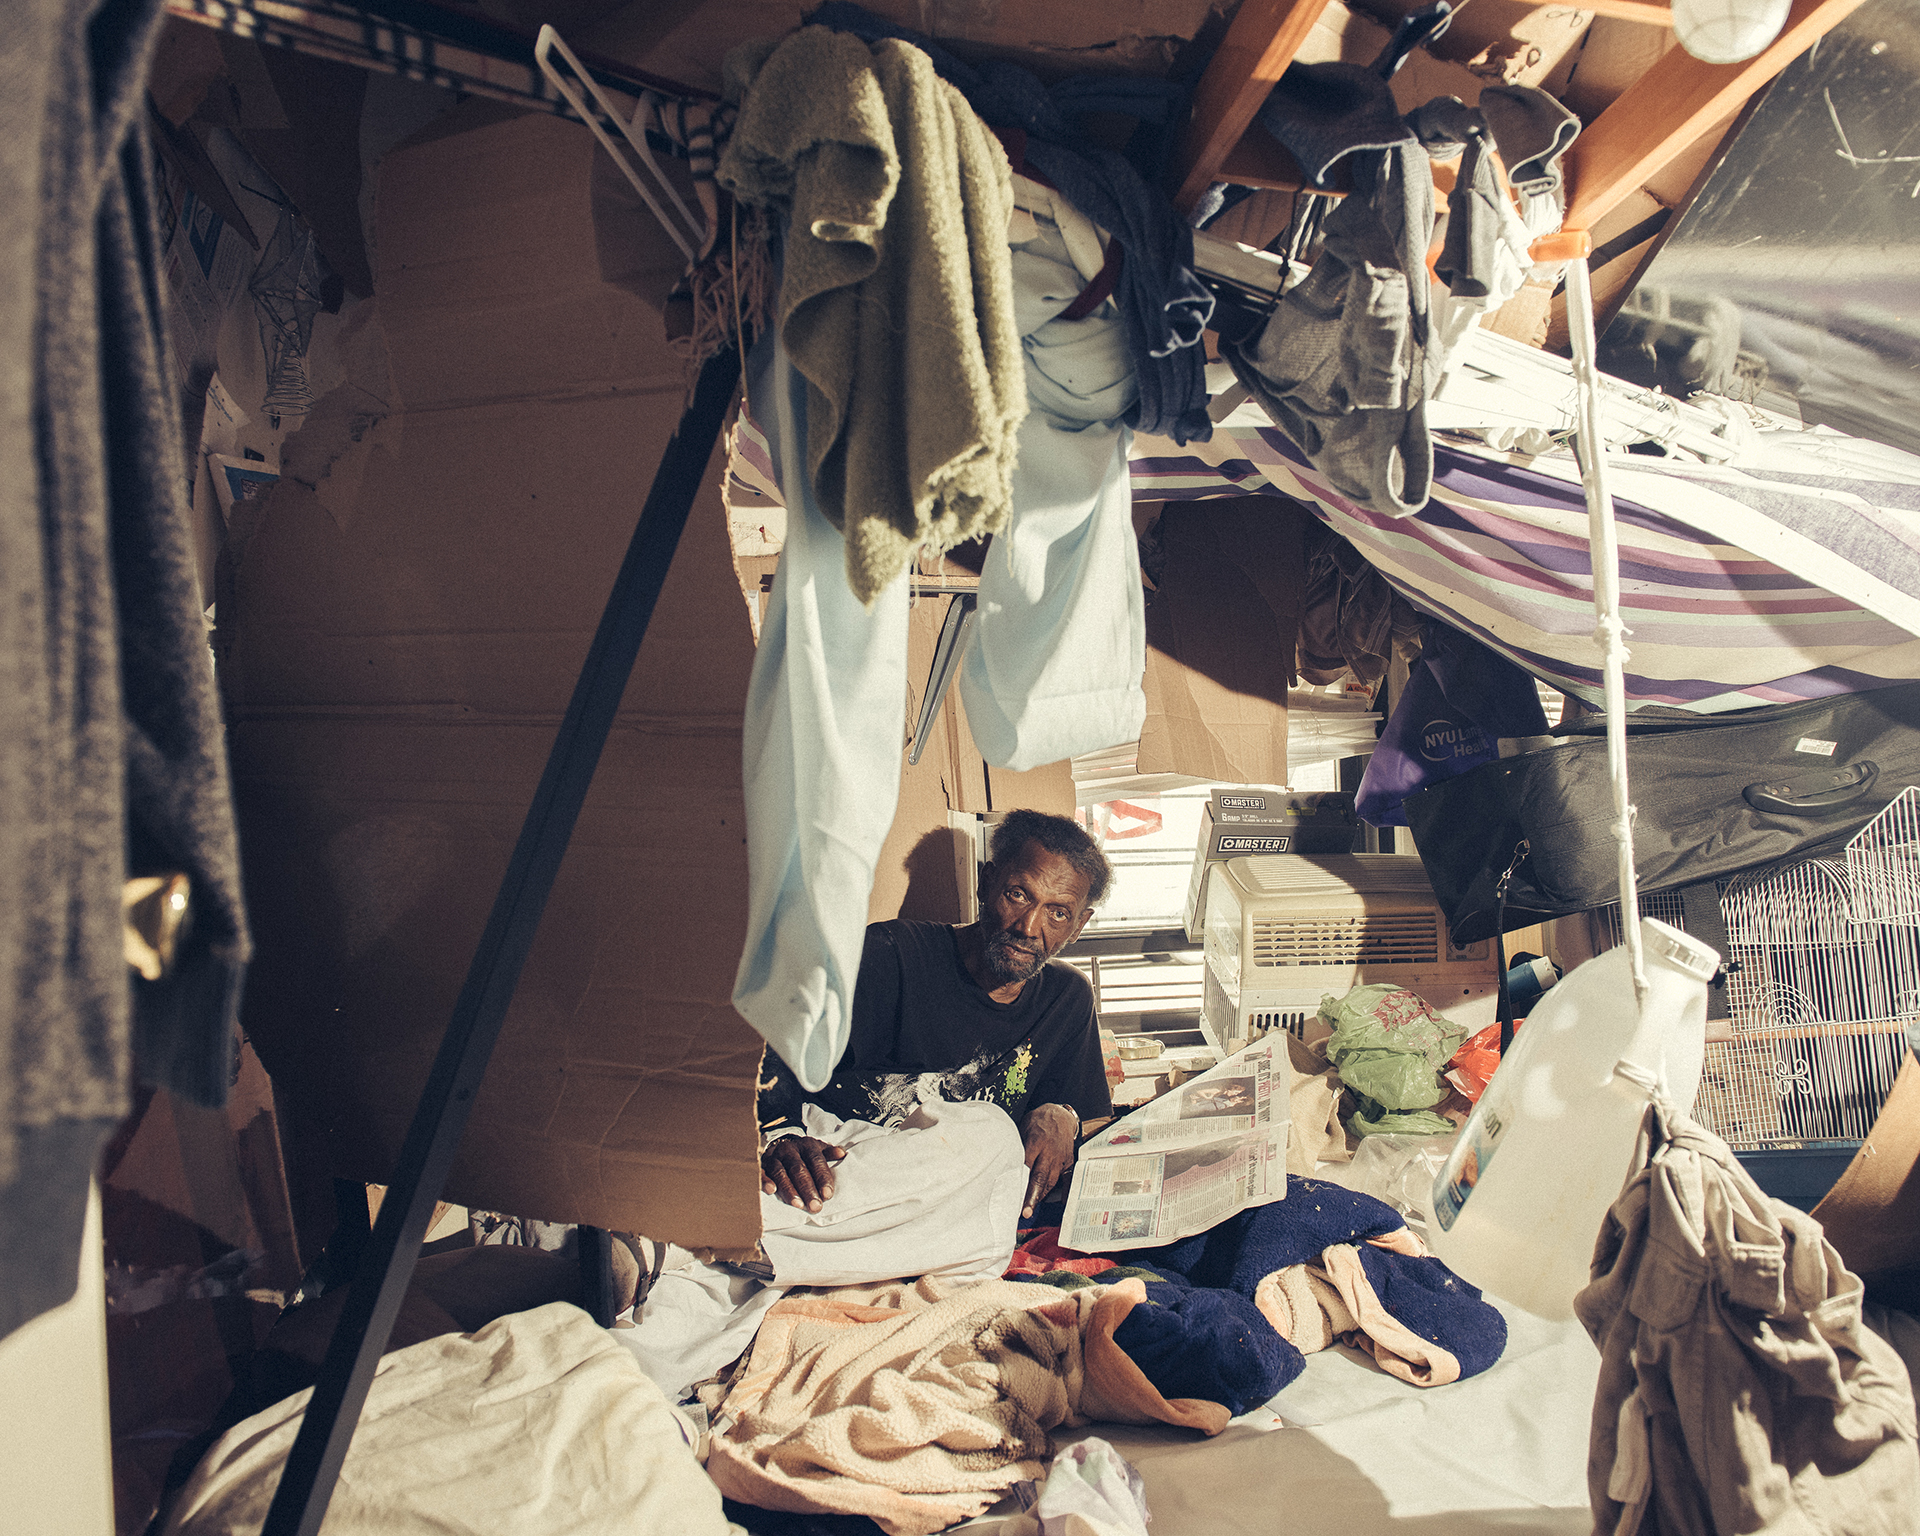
xmin=705 ymin=1275 xmax=1227 ymax=1535
xmin=162 ymin=1113 xmax=1511 ymax=1535
xmin=159 ymin=1303 xmax=738 ymax=1536
xmin=1014 ymin=1177 xmax=1507 ymax=1410
xmin=610 ymin=1101 xmax=1505 ymax=1528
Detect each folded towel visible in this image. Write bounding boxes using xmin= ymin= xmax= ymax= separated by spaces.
xmin=807 ymin=2 xmax=1213 ymax=445
xmin=1252 ymin=1263 xmax=1347 ymax=1354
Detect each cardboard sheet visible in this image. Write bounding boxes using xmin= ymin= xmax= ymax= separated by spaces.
xmin=225 ymin=104 xmax=766 ymax=1252
xmin=1812 ymin=1054 xmax=1920 ymax=1283
xmin=959 ymin=1298 xmax=1597 ymax=1535
xmin=868 ymin=592 xmax=1076 ymax=924
xmin=1292 ymin=0 xmax=1496 ymax=110
xmin=1348 ymin=0 xmax=1594 ymax=92
xmin=1137 ymin=500 xmax=1312 ymax=787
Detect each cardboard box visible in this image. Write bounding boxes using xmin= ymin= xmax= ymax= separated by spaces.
xmin=225 ymin=104 xmax=767 ymax=1255
xmin=1137 ymin=499 xmax=1314 ymax=786
xmin=1205 ymin=788 xmax=1359 ymax=833
xmin=1184 ymin=791 xmax=1361 ymax=940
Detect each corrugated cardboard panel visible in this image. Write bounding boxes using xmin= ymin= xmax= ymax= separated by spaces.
xmin=1292 ymin=0 xmax=1493 ymax=108
xmin=1138 ymin=499 xmax=1311 ymax=786
xmin=1812 ymin=1055 xmax=1920 ymax=1281
xmin=226 ymin=105 xmax=764 ymax=1250
xmin=868 ymin=594 xmax=1077 ymax=922
xmin=1351 ymin=0 xmax=1594 ymax=91
xmin=871 ymin=596 xmax=970 ymax=924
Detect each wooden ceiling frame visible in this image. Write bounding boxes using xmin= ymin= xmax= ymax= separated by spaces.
xmin=1172 ymin=0 xmax=1871 ymax=234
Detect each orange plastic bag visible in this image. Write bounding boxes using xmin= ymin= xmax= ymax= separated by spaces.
xmin=1445 ymin=1020 xmax=1521 ymax=1103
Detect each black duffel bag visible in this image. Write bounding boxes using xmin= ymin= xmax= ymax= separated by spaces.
xmin=1404 ymin=681 xmax=1920 ymax=943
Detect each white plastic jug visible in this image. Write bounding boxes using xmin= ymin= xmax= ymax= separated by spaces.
xmin=1428 ymin=917 xmax=1719 ymax=1320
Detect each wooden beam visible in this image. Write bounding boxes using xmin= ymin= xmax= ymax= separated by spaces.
xmin=1580 ymin=0 xmax=1674 ymax=24
xmin=1563 ymin=0 xmax=1869 ymax=231
xmin=1215 ymin=129 xmax=1345 ymax=197
xmin=1173 ymin=0 xmax=1335 ymax=214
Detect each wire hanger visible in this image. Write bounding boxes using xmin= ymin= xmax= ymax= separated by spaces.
xmin=534 ymin=24 xmax=706 ymax=264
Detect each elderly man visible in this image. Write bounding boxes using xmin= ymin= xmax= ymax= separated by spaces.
xmin=759 ymin=808 xmax=1113 ymax=1220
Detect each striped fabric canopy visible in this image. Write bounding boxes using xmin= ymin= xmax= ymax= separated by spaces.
xmin=726 ymin=286 xmax=1920 ymax=717
xmin=1132 ymin=415 xmax=1920 ymax=713
xmin=733 ymin=398 xmax=1920 ymax=714
xmin=163 ymin=0 xmax=723 ymax=131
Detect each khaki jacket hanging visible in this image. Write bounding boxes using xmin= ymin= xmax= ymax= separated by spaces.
xmin=1575 ymin=1101 xmax=1918 ymax=1536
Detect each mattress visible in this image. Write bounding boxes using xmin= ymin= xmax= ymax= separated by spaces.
xmin=957 ymin=1299 xmax=1599 ymax=1535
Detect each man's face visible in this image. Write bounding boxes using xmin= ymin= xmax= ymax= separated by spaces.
xmin=977 ymin=839 xmax=1094 ymax=987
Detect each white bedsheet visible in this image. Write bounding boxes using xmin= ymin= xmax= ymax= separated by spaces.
xmin=617 ymin=1099 xmax=1029 ymax=1400
xmin=959 ymin=1299 xmax=1598 ymax=1535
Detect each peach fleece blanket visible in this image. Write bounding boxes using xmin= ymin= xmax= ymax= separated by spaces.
xmin=706 ymin=1275 xmax=1226 ymax=1535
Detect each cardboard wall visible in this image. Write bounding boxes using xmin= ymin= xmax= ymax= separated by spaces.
xmin=225 ymin=103 xmax=766 ymax=1253
xmin=867 ymin=593 xmax=1077 ymax=924
xmin=100 ymin=1048 xmax=299 ymax=1533
xmin=1137 ymin=499 xmax=1311 ymax=786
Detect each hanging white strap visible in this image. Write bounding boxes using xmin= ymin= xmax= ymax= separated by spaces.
xmin=534 ymin=25 xmax=704 ymax=265
xmin=1546 ymin=231 xmax=1647 ymax=1005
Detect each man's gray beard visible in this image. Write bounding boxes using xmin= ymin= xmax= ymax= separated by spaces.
xmin=983 ymin=930 xmax=1044 ymax=986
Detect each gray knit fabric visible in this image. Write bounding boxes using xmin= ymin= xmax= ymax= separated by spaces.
xmin=1232 ymin=61 xmax=1440 ymax=517
xmin=1477 ymin=85 xmax=1580 ymax=199
xmin=2 ymin=0 xmax=251 ymax=1342
xmin=1224 ymin=139 xmax=1438 ymax=518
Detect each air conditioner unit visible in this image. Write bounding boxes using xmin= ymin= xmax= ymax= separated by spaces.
xmin=1201 ymin=854 xmax=1500 ymax=1054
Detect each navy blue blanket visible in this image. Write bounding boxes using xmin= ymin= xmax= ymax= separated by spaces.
xmin=1109 ymin=1267 xmax=1301 ymax=1414
xmin=1133 ymin=1177 xmax=1410 ymax=1291
xmin=1133 ymin=1178 xmax=1508 ymax=1383
xmin=1017 ymin=1178 xmax=1508 ymax=1416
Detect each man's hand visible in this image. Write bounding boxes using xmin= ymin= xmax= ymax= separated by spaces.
xmin=1019 ymin=1103 xmax=1079 ymax=1219
xmin=760 ymin=1135 xmax=847 ymax=1213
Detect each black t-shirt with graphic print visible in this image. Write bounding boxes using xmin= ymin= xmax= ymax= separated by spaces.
xmin=758 ymin=919 xmax=1112 ymax=1132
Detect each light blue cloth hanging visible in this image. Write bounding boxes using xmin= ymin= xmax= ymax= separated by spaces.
xmin=730 ymin=324 xmax=909 ymax=1091
xmin=960 ymin=205 xmax=1146 ymax=771
xmin=734 ymin=199 xmax=1146 ymax=1087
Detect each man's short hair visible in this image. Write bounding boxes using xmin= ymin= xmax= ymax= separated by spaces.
xmin=988 ymin=808 xmax=1113 ymax=906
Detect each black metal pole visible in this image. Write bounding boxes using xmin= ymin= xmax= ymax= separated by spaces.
xmin=261 ymin=345 xmax=741 ymax=1536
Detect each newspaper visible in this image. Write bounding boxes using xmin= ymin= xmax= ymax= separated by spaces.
xmin=1060 ymin=1036 xmax=1290 ymax=1252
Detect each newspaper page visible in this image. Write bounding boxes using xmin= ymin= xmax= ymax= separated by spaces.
xmin=1059 ymin=1036 xmax=1290 ymax=1252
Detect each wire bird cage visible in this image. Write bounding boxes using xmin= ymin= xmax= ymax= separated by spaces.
xmin=1595 ymin=788 xmax=1920 ymax=1152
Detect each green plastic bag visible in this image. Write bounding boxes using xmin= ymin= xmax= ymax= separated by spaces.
xmin=1320 ymin=984 xmax=1466 ymax=1136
